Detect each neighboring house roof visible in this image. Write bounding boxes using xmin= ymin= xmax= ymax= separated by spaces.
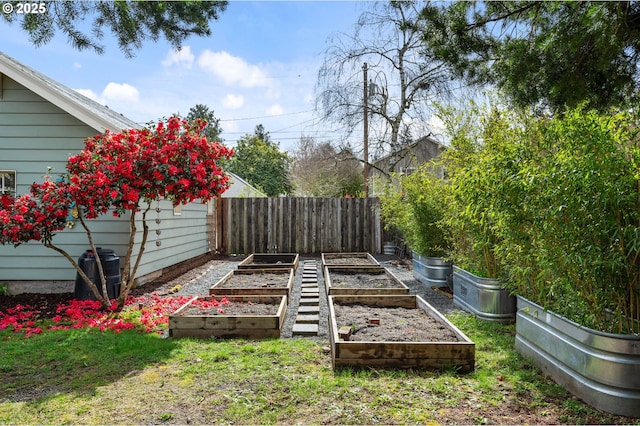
xmin=223 ymin=172 xmax=266 ymax=198
xmin=372 ymin=135 xmax=445 ymax=174
xmin=0 ymin=51 xmax=139 ymax=132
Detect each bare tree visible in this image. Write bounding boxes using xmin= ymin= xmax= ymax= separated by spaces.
xmin=316 ymin=1 xmax=452 ymax=160
xmin=290 ymin=136 xmax=364 ymax=197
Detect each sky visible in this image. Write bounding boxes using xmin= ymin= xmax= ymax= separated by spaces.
xmin=0 ymin=1 xmax=375 ymax=152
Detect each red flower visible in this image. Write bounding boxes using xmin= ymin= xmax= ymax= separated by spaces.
xmin=0 ymin=116 xmax=234 ymax=309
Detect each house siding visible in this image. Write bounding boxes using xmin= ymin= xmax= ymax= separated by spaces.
xmin=130 ymin=199 xmax=210 ymax=283
xmin=0 ymin=76 xmax=131 ymax=284
xmin=1 ymin=74 xmax=211 ymax=292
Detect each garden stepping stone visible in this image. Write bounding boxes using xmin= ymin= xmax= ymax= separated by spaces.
xmin=296 ymin=314 xmax=319 ymax=323
xmin=292 ymin=260 xmax=322 ymax=337
xmin=292 ymin=323 xmax=319 ymax=335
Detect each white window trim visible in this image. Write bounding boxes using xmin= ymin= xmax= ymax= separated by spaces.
xmin=0 ymin=170 xmax=16 ymax=195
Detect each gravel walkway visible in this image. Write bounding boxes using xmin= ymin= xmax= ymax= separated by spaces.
xmin=162 ymin=254 xmax=461 ymax=341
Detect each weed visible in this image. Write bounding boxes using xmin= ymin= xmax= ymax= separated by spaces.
xmin=158 ymin=412 xmax=174 ymax=422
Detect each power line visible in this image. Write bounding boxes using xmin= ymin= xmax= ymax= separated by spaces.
xmin=219 ymin=109 xmax=314 ymax=122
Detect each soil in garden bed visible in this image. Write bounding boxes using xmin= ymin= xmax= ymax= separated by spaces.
xmin=329 ymin=272 xmax=403 ymax=289
xmin=334 ymin=303 xmax=460 ymax=342
xmin=176 ymin=299 xmax=277 ymax=316
xmin=325 ymin=257 xmax=376 ymax=265
xmin=216 ymin=273 xmax=289 ymax=289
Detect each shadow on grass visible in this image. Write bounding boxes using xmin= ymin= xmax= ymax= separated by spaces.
xmin=0 ymin=328 xmax=177 ymax=403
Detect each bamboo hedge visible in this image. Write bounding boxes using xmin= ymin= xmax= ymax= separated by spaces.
xmin=438 ymin=104 xmax=640 ymax=334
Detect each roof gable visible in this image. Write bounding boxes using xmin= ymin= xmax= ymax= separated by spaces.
xmin=0 ymin=51 xmax=139 ymax=133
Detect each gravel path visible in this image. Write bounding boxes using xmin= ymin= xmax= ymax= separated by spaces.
xmin=161 ymin=254 xmax=461 ymax=341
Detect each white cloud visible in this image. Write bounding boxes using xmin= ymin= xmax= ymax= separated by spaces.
xmin=73 ymin=62 xmax=82 ymax=70
xmin=161 ymin=46 xmax=195 ymax=69
xmin=222 ymin=94 xmax=244 ymax=109
xmin=266 ymin=104 xmax=284 ymax=116
xmin=74 ymin=83 xmax=139 ymax=105
xmin=197 ymin=50 xmax=270 ymax=88
xmin=102 ymin=82 xmax=140 ymax=103
xmin=74 ymin=88 xmax=100 ymax=102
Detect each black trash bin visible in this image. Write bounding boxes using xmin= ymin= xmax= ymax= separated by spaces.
xmin=74 ymin=247 xmax=121 ymax=300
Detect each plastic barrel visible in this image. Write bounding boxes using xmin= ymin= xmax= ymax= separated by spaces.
xmin=74 ymin=247 xmax=121 ymax=300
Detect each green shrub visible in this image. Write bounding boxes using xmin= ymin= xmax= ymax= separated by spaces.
xmin=380 ymin=163 xmax=449 ymax=258
xmin=439 ymin=101 xmax=640 ymax=333
xmin=438 ymin=102 xmax=519 ymax=278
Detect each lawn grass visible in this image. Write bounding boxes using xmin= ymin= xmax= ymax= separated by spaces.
xmin=0 ymin=313 xmax=637 ymax=425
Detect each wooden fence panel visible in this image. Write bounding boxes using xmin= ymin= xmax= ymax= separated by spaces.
xmin=211 ymin=197 xmax=381 ymax=255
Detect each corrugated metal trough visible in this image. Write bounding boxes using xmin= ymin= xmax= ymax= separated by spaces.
xmin=515 ymin=296 xmax=640 ymax=418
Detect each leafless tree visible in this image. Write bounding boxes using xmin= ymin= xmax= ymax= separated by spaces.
xmin=316 ymin=1 xmax=452 ymax=160
xmin=289 ymin=136 xmax=364 ymax=197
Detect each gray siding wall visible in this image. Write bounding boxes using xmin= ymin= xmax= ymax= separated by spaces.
xmin=130 ymin=199 xmax=210 ymax=282
xmin=0 ymin=76 xmax=210 ymax=287
xmin=0 ymin=76 xmax=130 ymax=282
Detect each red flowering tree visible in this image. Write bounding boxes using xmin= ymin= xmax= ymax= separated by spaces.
xmin=0 ymin=116 xmax=233 ymax=310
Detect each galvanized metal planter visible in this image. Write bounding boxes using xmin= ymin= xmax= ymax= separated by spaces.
xmin=515 ymin=296 xmax=640 ymax=418
xmin=452 ymin=266 xmax=515 ymax=324
xmin=412 ymin=252 xmax=452 ymax=289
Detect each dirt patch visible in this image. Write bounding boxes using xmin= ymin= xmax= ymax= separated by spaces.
xmin=323 ymin=257 xmax=377 ymax=265
xmin=214 ymin=272 xmax=290 ymax=289
xmin=0 ymin=293 xmax=73 ymax=320
xmin=174 ymin=298 xmax=278 ymax=316
xmin=329 ymin=271 xmax=404 ymax=289
xmin=129 ymin=252 xmax=231 ymax=296
xmin=333 ymin=303 xmax=460 ymax=342
xmin=0 ymin=253 xmax=229 ymax=319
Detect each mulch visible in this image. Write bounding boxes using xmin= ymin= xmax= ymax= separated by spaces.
xmin=0 ymin=252 xmax=224 ymax=320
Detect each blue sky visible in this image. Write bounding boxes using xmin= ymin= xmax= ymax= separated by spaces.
xmin=0 ymin=1 xmax=372 ymax=151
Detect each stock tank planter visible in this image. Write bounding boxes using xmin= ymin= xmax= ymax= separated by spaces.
xmin=515 ymin=296 xmax=640 ymax=418
xmin=452 ymin=266 xmax=515 ymax=324
xmin=412 ymin=252 xmax=452 ymax=290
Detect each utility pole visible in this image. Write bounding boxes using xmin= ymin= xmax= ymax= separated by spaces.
xmin=363 ymin=63 xmax=369 ymax=197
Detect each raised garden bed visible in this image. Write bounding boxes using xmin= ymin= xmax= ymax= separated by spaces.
xmin=324 ymin=266 xmax=409 ymax=295
xmin=328 ymin=295 xmax=475 ymax=372
xmin=169 ymin=295 xmax=287 ymax=339
xmin=321 ymin=252 xmax=380 ymax=267
xmin=209 ymin=268 xmax=294 ymax=298
xmin=238 ymin=253 xmax=300 ymax=271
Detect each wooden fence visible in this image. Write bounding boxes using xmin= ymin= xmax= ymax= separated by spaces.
xmin=209 ymin=197 xmax=382 ymax=255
